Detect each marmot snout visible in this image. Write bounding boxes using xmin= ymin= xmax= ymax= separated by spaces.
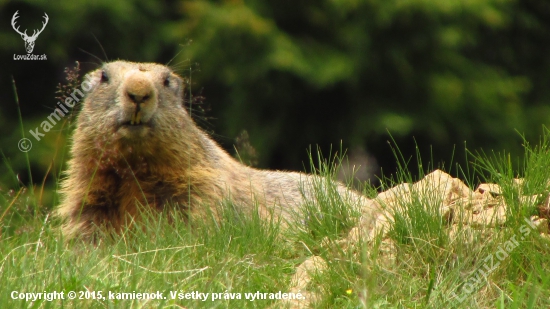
xmin=123 ymin=71 xmax=157 ymax=125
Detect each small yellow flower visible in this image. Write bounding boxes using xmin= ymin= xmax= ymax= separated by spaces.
xmin=345 ymin=289 xmax=353 ymax=295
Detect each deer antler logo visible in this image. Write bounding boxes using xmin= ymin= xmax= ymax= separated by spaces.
xmin=11 ymin=11 xmax=49 ymax=54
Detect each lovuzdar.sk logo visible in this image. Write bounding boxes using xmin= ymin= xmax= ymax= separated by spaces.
xmin=11 ymin=10 xmax=48 ymax=60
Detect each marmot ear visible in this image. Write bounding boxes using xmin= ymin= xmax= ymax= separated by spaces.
xmin=100 ymin=70 xmax=109 ymax=83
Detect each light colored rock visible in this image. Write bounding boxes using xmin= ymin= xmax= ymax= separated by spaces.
xmin=375 ymin=170 xmax=471 ymax=211
xmin=377 ymin=238 xmax=397 ymax=267
xmin=413 ymin=169 xmax=472 ymax=207
xmin=354 ymin=170 xmax=476 ymax=242
xmin=470 ymin=204 xmax=507 ymax=227
xmin=441 ymin=205 xmax=454 ymax=224
xmin=537 ymin=194 xmax=550 ymax=220
xmin=376 ymin=183 xmax=412 ymax=208
xmin=529 ymin=216 xmax=549 ymax=234
xmin=520 ymin=194 xmax=540 ymax=206
xmin=367 ymin=214 xmax=392 ymax=241
xmin=476 ymin=183 xmax=502 ymax=195
xmin=282 ymin=256 xmax=327 ymax=309
xmin=283 ymin=171 xmax=550 ymax=309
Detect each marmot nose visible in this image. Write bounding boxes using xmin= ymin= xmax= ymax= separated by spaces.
xmin=125 ymin=73 xmax=154 ymax=105
xmin=127 ymin=93 xmax=150 ymax=104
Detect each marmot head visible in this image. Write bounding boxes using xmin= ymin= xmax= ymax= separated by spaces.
xmin=76 ymin=61 xmax=190 ymax=159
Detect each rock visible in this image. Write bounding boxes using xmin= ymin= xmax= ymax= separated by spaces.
xmin=470 ymin=205 xmax=507 ymax=227
xmin=281 ymin=256 xmax=327 ymax=309
xmin=377 ymin=238 xmax=397 ymax=267
xmin=529 ymin=216 xmax=549 ymax=234
xmin=537 ymin=194 xmax=550 ymax=219
xmin=414 ymin=169 xmax=472 ymax=206
xmin=376 ymin=183 xmax=412 ymax=209
xmin=476 ymin=183 xmax=502 ymax=196
xmin=284 ymin=170 xmax=550 ymax=309
xmin=520 ymin=194 xmax=540 ymax=206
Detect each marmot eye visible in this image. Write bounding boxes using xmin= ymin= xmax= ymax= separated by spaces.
xmin=100 ymin=70 xmax=109 ymax=83
xmin=163 ymin=76 xmax=170 ymax=87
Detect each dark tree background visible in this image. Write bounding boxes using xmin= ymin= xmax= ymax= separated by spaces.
xmin=1 ymin=0 xmax=550 ymax=206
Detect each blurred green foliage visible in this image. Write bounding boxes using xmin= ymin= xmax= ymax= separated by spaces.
xmin=1 ymin=0 xmax=550 ymax=204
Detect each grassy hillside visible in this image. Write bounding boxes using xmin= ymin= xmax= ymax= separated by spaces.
xmin=1 ymin=135 xmax=549 ymax=308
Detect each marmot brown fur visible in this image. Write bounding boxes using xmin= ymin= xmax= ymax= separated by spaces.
xmin=56 ymin=61 xmax=371 ymax=238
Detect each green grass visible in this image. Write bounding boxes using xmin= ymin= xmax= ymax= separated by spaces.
xmin=2 ymin=132 xmax=550 ymax=309
xmin=2 ymin=89 xmax=550 ymax=309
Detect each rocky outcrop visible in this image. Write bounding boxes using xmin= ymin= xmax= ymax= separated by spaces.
xmin=284 ymin=169 xmax=550 ymax=307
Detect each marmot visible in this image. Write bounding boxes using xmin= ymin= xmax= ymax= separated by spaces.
xmin=56 ymin=61 xmax=371 ymax=238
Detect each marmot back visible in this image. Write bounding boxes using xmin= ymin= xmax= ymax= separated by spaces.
xmin=56 ymin=61 xmax=370 ymax=239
